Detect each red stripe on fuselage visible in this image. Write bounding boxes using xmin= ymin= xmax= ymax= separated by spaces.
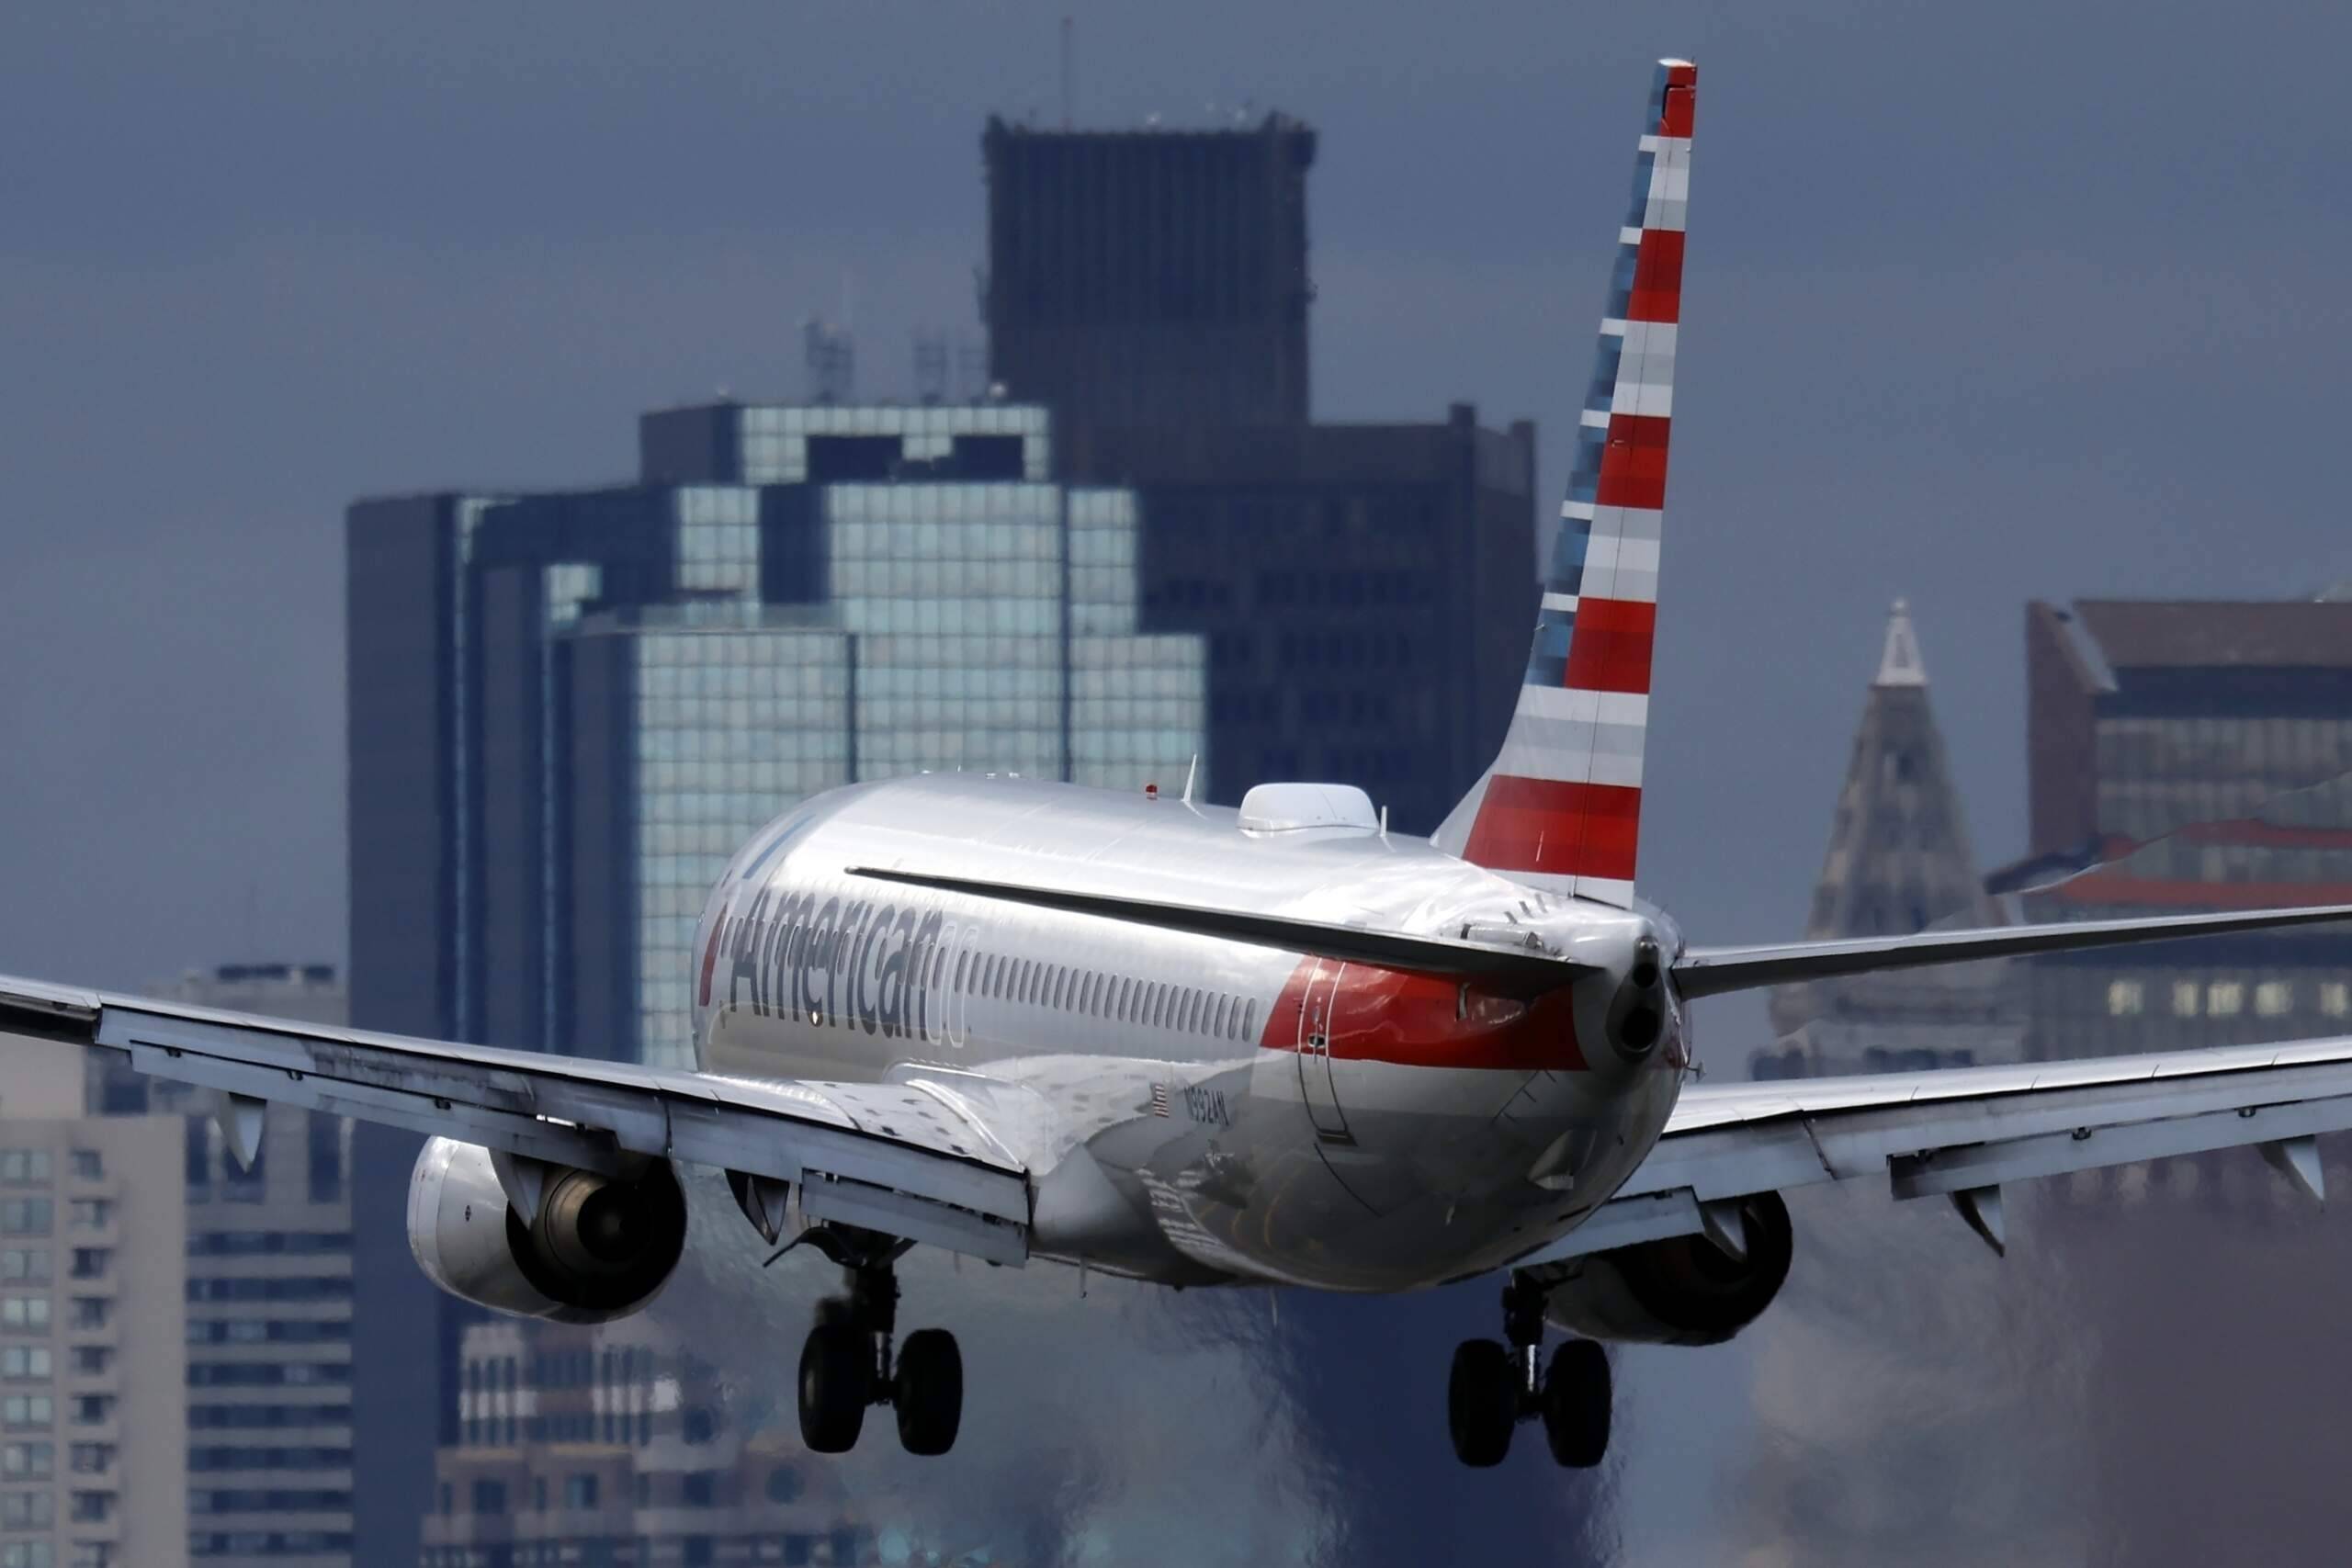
xmin=1258 ymin=958 xmax=1587 ymax=1073
xmin=1560 ymin=597 xmax=1656 ymax=694
xmin=1458 ymin=775 xmax=1642 ymax=881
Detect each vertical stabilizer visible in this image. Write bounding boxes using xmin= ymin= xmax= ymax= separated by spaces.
xmin=1436 ymin=58 xmax=1695 ymax=908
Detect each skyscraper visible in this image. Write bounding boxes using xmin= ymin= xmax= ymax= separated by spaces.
xmin=0 ymin=1032 xmax=187 ymax=1568
xmin=346 ymin=399 xmax=1205 ymax=1562
xmin=1757 ymin=603 xmax=2022 ymax=1077
xmin=982 ymin=114 xmax=1315 ymax=434
xmin=983 ymin=116 xmax=1537 ymax=836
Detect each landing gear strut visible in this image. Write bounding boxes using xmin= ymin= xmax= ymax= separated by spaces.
xmin=1446 ymin=1269 xmax=1611 ymax=1469
xmin=792 ymin=1225 xmax=963 ymax=1457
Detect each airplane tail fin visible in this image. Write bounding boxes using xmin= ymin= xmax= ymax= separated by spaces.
xmin=1435 ymin=57 xmax=1695 ymax=908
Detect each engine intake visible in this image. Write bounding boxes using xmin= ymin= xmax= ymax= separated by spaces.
xmin=408 ymin=1138 xmax=689 ymax=1324
xmin=1530 ymin=1190 xmax=1792 ymax=1347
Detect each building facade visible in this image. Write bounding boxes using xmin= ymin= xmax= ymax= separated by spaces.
xmin=1756 ymin=603 xmax=2023 ymax=1078
xmin=0 ymin=1032 xmax=187 ymax=1568
xmin=421 ymin=1319 xmax=875 ymax=1568
xmin=981 ymin=114 xmax=1315 ymax=434
xmin=347 ymin=401 xmax=1206 ymax=1562
xmin=1068 ymin=408 xmax=1536 ymax=837
xmin=2012 ymin=599 xmax=2352 ymax=1057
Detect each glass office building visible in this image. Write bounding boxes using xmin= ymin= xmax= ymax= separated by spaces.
xmin=350 ymin=400 xmax=1204 ymax=1070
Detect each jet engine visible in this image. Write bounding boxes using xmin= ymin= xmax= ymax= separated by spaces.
xmin=408 ymin=1137 xmax=689 ymax=1324
xmin=1529 ymin=1190 xmax=1792 ymax=1347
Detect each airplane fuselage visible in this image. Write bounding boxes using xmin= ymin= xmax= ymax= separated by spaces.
xmin=688 ymin=773 xmax=1690 ymax=1292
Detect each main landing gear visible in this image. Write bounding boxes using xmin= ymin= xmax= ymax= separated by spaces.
xmin=791 ymin=1226 xmax=963 ymax=1457
xmin=1446 ymin=1269 xmax=1611 ymax=1469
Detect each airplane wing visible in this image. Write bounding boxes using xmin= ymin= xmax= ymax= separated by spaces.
xmin=0 ymin=972 xmax=1032 ymax=1266
xmin=1526 ymin=1035 xmax=2352 ymax=1262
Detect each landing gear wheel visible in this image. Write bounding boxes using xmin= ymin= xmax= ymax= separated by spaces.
xmin=798 ymin=1321 xmax=872 ymax=1453
xmin=1541 ymin=1338 xmax=1611 ymax=1469
xmin=1447 ymin=1338 xmax=1518 ymax=1467
xmin=894 ymin=1327 xmax=964 ymax=1457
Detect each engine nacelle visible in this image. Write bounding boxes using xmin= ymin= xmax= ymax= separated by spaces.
xmin=1531 ymin=1190 xmax=1793 ymax=1347
xmin=407 ymin=1137 xmax=689 ymax=1324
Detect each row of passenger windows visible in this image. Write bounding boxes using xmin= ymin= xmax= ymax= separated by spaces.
xmin=955 ymin=948 xmax=1258 ymax=1042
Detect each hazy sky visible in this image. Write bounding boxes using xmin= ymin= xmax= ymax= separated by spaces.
xmin=3 ymin=5 xmax=2350 ymax=1560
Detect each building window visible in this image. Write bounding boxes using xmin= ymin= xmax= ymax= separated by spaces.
xmin=68 ymin=1395 xmax=110 ymax=1425
xmin=765 ymin=1465 xmax=802 ymax=1504
xmin=0 ymin=1298 xmax=49 ymax=1333
xmin=65 ymin=1444 xmax=109 ymax=1474
xmin=0 ymin=1155 xmax=51 ymax=1187
xmin=0 ymin=1348 xmax=51 ymax=1381
xmin=66 ymin=1348 xmax=108 ymax=1377
xmin=0 ymin=1253 xmax=47 ymax=1285
xmin=68 ymin=1251 xmax=107 ymax=1281
xmin=66 ymin=1201 xmax=109 ymax=1231
xmin=2208 ymin=981 xmax=2245 ymax=1017
xmin=0 ymin=1491 xmax=51 ymax=1529
xmin=0 ymin=1202 xmax=51 ymax=1238
xmin=682 ymin=1471 xmax=717 ymax=1506
xmin=66 ymin=1301 xmax=105 ymax=1332
xmin=0 ymin=1397 xmax=52 ymax=1427
xmin=564 ymin=1473 xmax=598 ymax=1508
xmin=532 ymin=1477 xmax=547 ymax=1511
xmin=2324 ymin=982 xmax=2350 ymax=1018
xmin=307 ymin=1114 xmax=345 ymax=1204
xmin=2105 ymin=979 xmax=2143 ymax=1017
xmin=2171 ymin=982 xmax=2201 ymax=1018
xmin=67 ymin=1153 xmax=101 ymax=1183
xmin=470 ymin=1478 xmax=507 ymax=1515
xmin=65 ymin=1492 xmax=110 ymax=1524
xmin=0 ymin=1443 xmax=51 ymax=1479
xmin=2256 ymin=980 xmax=2294 ymax=1017
xmin=0 ymin=1540 xmax=50 ymax=1568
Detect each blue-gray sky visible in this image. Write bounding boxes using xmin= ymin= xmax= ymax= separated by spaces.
xmin=4 ymin=3 xmax=2350 ymax=1561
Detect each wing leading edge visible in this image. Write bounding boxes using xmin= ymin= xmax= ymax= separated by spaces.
xmin=1671 ymin=901 xmax=2352 ymax=998
xmin=1524 ymin=1034 xmax=2352 ymax=1266
xmin=0 ymin=973 xmax=1032 ymax=1266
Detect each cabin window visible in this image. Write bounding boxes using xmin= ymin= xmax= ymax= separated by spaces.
xmin=1241 ymin=1001 xmax=1257 ymax=1039
xmin=1150 ymin=985 xmax=1168 ymax=1029
xmin=1116 ymin=977 xmax=1134 ymax=1020
xmin=1053 ymin=968 xmax=1071 ymax=1010
xmin=953 ymin=952 xmax=968 ymax=992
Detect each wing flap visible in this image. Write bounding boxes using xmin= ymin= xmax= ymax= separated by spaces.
xmin=1520 ymin=1033 xmax=2352 ymax=1266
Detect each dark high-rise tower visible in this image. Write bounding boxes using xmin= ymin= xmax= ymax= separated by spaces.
xmin=982 ymin=114 xmax=1316 ymax=434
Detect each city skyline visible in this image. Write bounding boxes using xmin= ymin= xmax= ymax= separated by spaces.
xmin=7 ymin=3 xmax=2352 ymax=1035
xmin=6 ymin=10 xmax=2352 ymax=1567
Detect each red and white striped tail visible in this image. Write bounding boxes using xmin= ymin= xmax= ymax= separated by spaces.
xmin=1436 ymin=58 xmax=1694 ymax=908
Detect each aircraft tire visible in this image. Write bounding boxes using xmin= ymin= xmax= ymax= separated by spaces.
xmin=894 ymin=1327 xmax=964 ymax=1457
xmin=1447 ymin=1338 xmax=1517 ymax=1467
xmin=1541 ymin=1338 xmax=1611 ymax=1468
xmin=798 ymin=1322 xmax=870 ymax=1453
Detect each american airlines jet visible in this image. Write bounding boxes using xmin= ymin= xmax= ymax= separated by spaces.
xmin=11 ymin=58 xmax=2352 ymax=1470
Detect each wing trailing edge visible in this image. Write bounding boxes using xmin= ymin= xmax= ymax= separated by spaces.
xmin=1671 ymin=902 xmax=2352 ymax=999
xmin=846 ymin=866 xmax=1595 ymax=986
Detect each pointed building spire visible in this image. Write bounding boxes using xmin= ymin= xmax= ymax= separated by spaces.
xmin=1876 ymin=597 xmax=1928 ymax=688
xmin=1757 ymin=602 xmax=2023 ymax=1077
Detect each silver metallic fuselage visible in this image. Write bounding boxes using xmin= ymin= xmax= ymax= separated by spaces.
xmin=688 ymin=774 xmax=1687 ymax=1292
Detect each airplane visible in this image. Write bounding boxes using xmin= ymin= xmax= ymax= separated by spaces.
xmin=11 ymin=56 xmax=2352 ymax=1471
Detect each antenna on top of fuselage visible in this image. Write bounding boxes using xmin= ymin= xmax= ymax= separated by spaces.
xmin=1182 ymin=754 xmax=1199 ymax=806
